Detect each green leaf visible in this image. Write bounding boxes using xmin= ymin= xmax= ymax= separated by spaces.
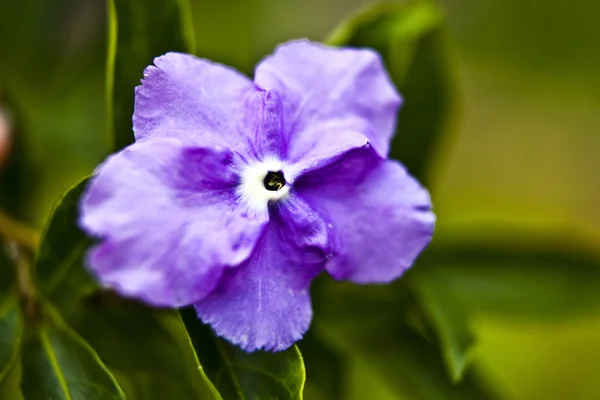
xmin=180 ymin=307 xmax=306 ymax=400
xmin=405 ymin=232 xmax=600 ymax=383
xmin=67 ymin=293 xmax=187 ymax=372
xmin=0 ymin=359 xmax=23 ymax=400
xmin=0 ymin=300 xmax=23 ymax=382
xmin=107 ymin=0 xmax=196 ymax=151
xmin=313 ymin=293 xmax=500 ymax=400
xmin=310 ymin=275 xmax=501 ymax=400
xmin=330 ymin=325 xmax=500 ymax=400
xmin=410 ymin=268 xmax=475 ymax=383
xmin=63 ymin=293 xmax=219 ymax=400
xmin=34 ymin=177 xmax=97 ymax=310
xmin=21 ymin=324 xmax=124 ymax=400
xmin=327 ymin=1 xmax=451 ymax=183
xmin=420 ymin=233 xmax=600 ymax=318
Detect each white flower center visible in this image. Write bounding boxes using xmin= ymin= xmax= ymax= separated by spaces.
xmin=237 ymin=158 xmax=290 ymax=212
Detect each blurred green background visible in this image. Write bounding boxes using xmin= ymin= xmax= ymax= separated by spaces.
xmin=1 ymin=0 xmax=599 ymax=399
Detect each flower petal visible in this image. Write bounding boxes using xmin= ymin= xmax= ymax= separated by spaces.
xmin=296 ymin=148 xmax=434 ymax=283
xmin=254 ymin=39 xmax=401 ymax=159
xmin=243 ymin=89 xmax=286 ymax=160
xmin=195 ymin=193 xmax=328 ymax=351
xmin=133 ymin=53 xmax=258 ymax=154
xmin=285 ymin=127 xmax=370 ymax=181
xmin=80 ymin=138 xmax=268 ymax=307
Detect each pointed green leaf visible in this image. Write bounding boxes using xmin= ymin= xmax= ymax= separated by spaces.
xmin=328 ymin=325 xmax=500 ymax=400
xmin=310 ymin=275 xmax=501 ymax=400
xmin=67 ymin=293 xmax=183 ymax=372
xmin=64 ymin=293 xmax=219 ymax=400
xmin=420 ymin=234 xmax=600 ymax=318
xmin=107 ymin=0 xmax=196 ymax=151
xmin=181 ymin=307 xmax=305 ymax=400
xmin=327 ymin=1 xmax=450 ymax=183
xmin=411 ymin=269 xmax=475 ymax=383
xmin=112 ymin=370 xmax=215 ymax=400
xmin=21 ymin=325 xmax=124 ymax=400
xmin=407 ymin=232 xmax=600 ymax=382
xmin=33 ymin=177 xmax=97 ymax=310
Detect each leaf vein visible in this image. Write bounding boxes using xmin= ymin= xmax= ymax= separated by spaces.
xmin=40 ymin=330 xmax=73 ymax=400
xmin=216 ymin=340 xmax=246 ymax=400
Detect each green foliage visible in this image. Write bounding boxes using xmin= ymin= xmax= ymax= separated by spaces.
xmin=0 ymin=301 xmax=22 ymax=382
xmin=34 ymin=177 xmax=97 ymax=311
xmin=322 ymin=321 xmax=498 ymax=400
xmin=310 ymin=277 xmax=499 ymax=399
xmin=65 ymin=294 xmax=219 ymax=399
xmin=1 ymin=177 xmax=127 ymax=399
xmin=406 ymin=233 xmax=600 ymax=385
xmin=0 ymin=360 xmax=23 ymax=400
xmin=0 ymin=245 xmax=23 ymax=386
xmin=411 ymin=268 xmax=475 ymax=383
xmin=20 ymin=322 xmax=124 ymax=400
xmin=181 ymin=307 xmax=306 ymax=400
xmin=419 ymin=235 xmax=600 ymax=318
xmin=107 ymin=0 xmax=196 ymax=151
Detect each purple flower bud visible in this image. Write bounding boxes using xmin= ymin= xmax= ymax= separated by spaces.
xmin=79 ymin=40 xmax=435 ymax=352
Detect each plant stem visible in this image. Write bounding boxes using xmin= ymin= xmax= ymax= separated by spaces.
xmin=0 ymin=209 xmax=40 ymax=251
xmin=5 ymin=240 xmax=38 ymax=320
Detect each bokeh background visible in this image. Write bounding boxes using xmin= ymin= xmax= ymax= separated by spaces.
xmin=1 ymin=0 xmax=599 ymax=399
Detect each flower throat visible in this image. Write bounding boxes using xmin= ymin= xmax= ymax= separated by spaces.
xmin=263 ymin=171 xmax=286 ymax=191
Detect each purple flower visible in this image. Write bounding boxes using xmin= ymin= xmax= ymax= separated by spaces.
xmin=80 ymin=40 xmax=435 ymax=351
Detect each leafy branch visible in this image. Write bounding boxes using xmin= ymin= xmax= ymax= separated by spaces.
xmin=0 ymin=210 xmax=40 ymax=321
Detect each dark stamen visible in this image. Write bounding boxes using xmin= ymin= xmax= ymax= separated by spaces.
xmin=263 ymin=171 xmax=286 ymax=191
